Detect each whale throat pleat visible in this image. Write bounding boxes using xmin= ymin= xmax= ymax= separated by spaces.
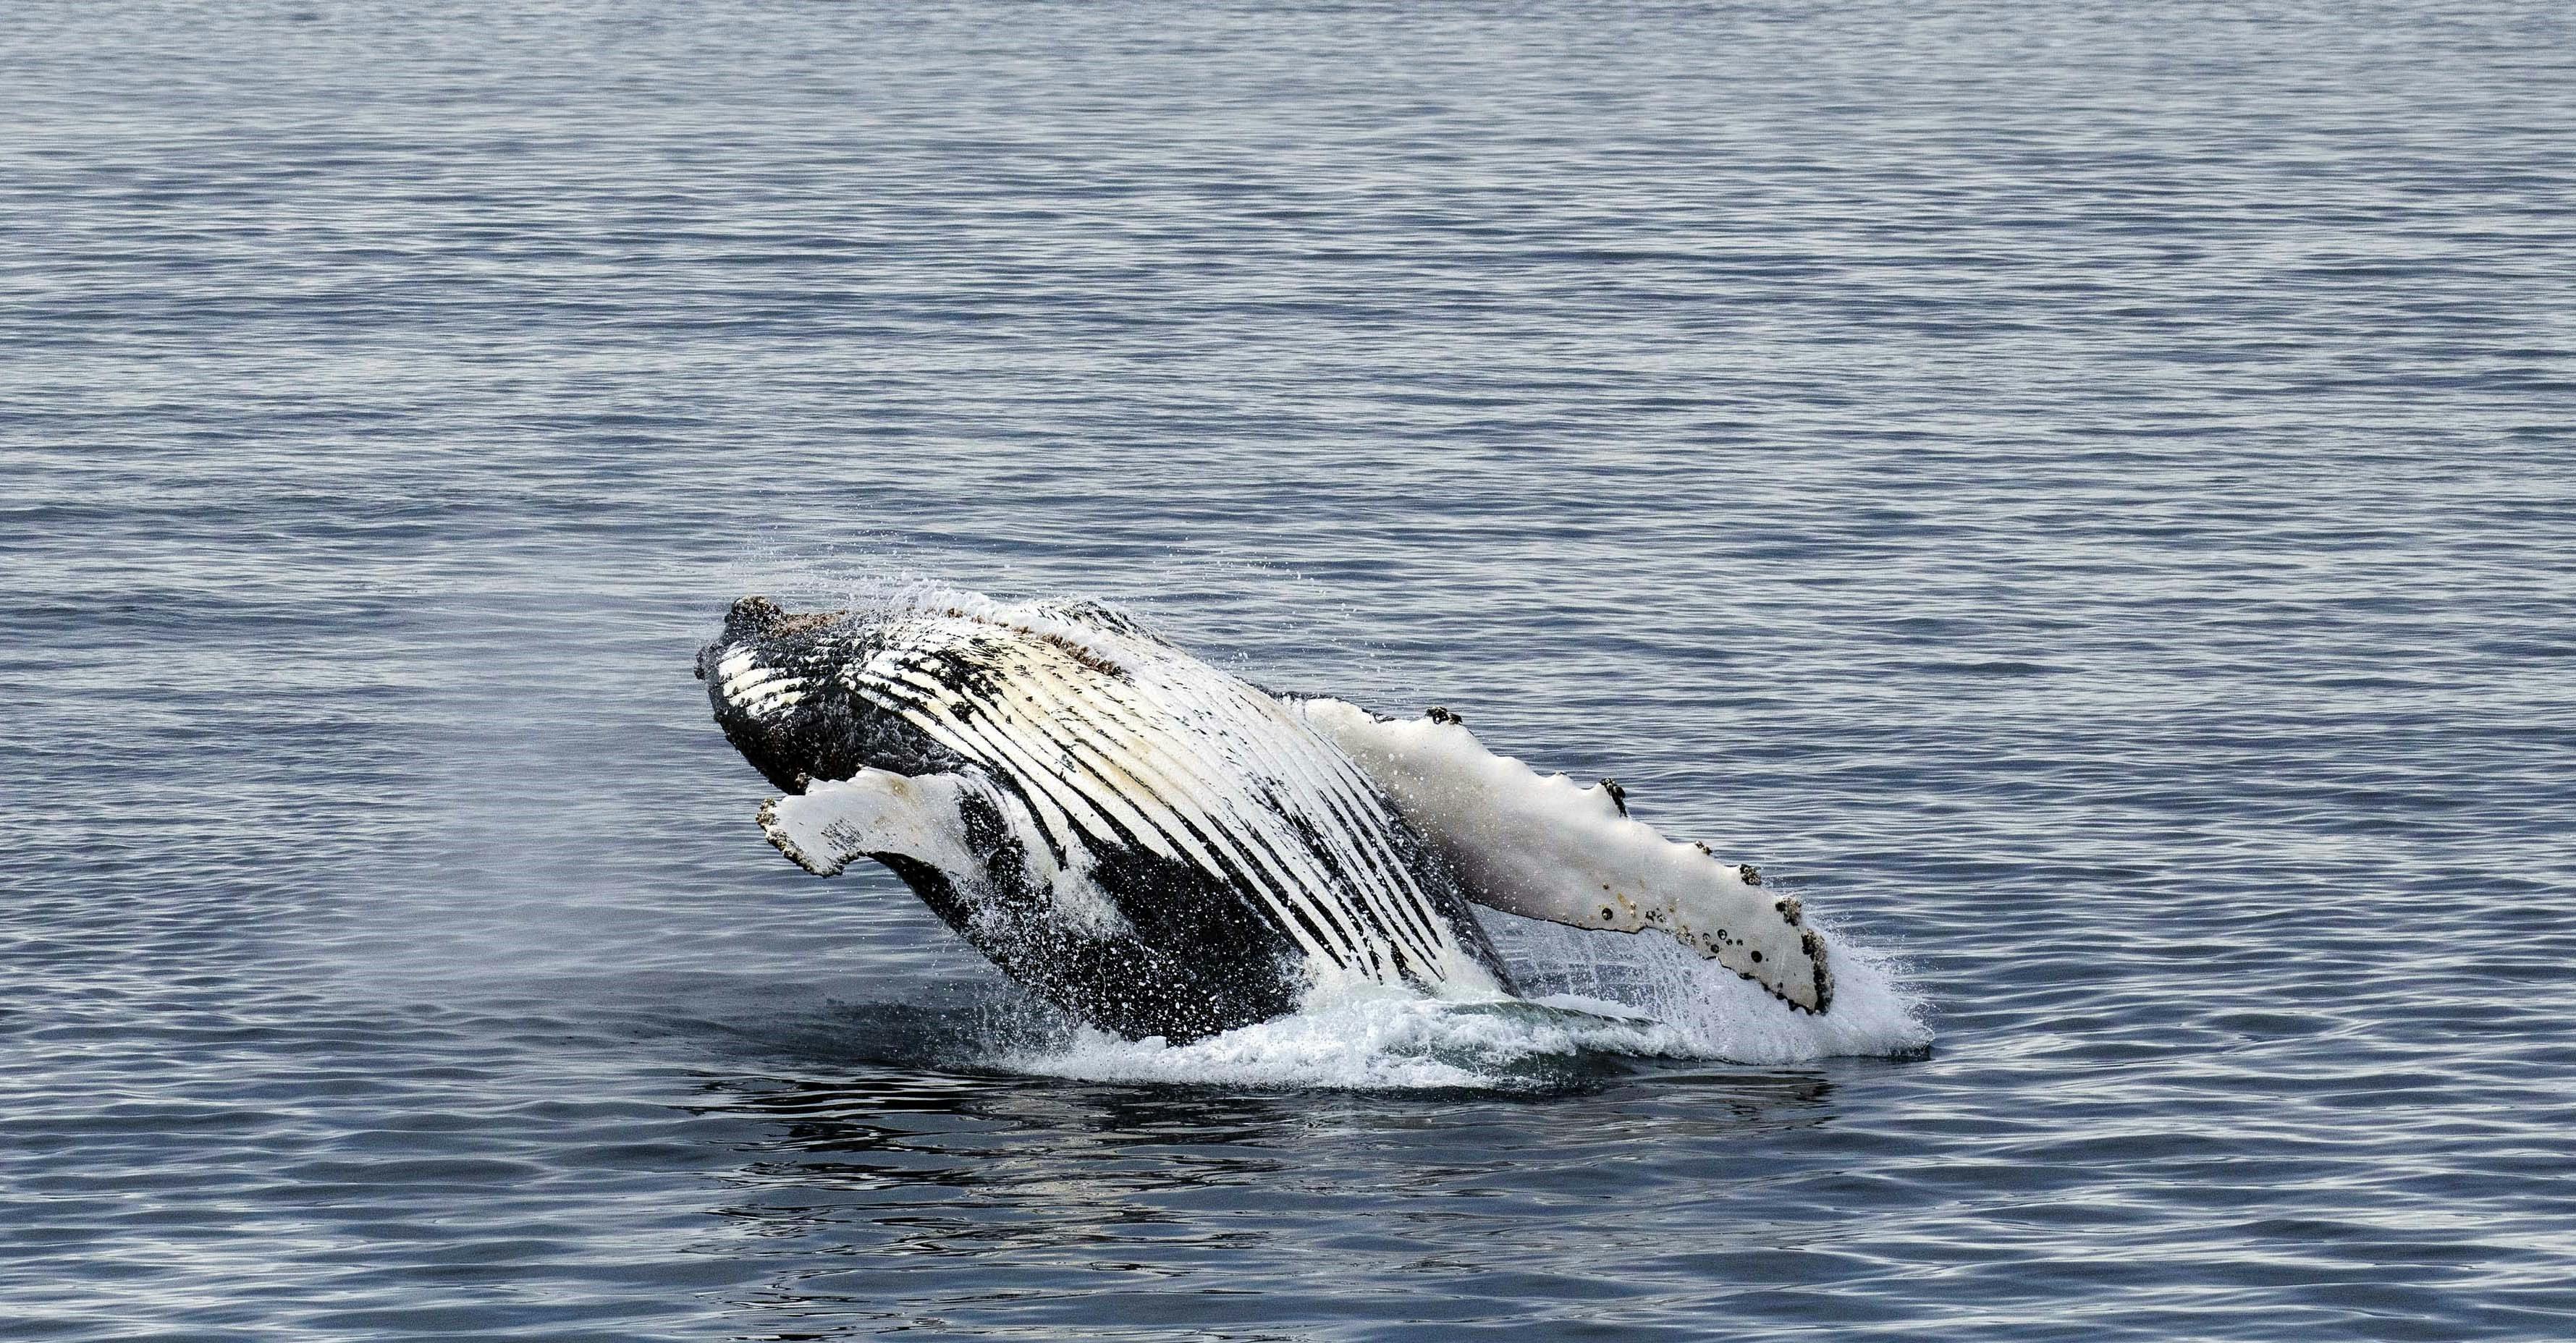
xmin=844 ymin=617 xmax=1497 ymax=995
xmin=981 ymin=658 xmax=1382 ymax=973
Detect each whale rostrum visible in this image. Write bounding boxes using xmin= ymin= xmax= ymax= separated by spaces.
xmin=698 ymin=596 xmax=1830 ymax=1041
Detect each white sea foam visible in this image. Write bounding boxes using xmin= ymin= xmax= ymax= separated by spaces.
xmin=1498 ymin=908 xmax=1932 ymax=1066
xmin=995 ymin=988 xmax=1699 ymax=1093
xmin=995 ymin=917 xmax=1929 ymax=1092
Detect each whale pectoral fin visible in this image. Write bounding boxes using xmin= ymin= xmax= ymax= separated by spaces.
xmin=1573 ymin=856 xmax=1833 ymax=1016
xmin=757 ymin=768 xmax=983 ymax=879
xmin=1291 ymin=696 xmax=1833 ymax=1014
xmin=1462 ymin=827 xmax=1832 ymax=1016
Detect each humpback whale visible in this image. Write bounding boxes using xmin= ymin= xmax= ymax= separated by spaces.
xmin=697 ymin=595 xmax=1830 ymax=1041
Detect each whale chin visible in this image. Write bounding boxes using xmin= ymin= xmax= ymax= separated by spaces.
xmin=696 ymin=601 xmax=861 ymax=795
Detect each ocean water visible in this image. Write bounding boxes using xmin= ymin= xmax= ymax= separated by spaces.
xmin=7 ymin=1 xmax=2575 ymax=1339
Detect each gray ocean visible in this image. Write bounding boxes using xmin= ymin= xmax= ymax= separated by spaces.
xmin=7 ymin=2 xmax=2575 ymax=1339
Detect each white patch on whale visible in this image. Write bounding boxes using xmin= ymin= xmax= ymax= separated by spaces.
xmin=716 ymin=652 xmax=811 ymax=721
xmin=761 ymin=767 xmax=1131 ymax=937
xmin=760 ymin=769 xmax=981 ymax=880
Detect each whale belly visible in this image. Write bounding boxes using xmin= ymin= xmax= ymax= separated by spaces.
xmin=797 ymin=613 xmax=1513 ymax=1036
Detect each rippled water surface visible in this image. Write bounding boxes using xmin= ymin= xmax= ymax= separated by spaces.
xmin=8 ymin=2 xmax=2575 ymax=1339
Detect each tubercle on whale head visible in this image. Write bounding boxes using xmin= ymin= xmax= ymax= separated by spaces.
xmin=698 ymin=596 xmax=944 ymax=796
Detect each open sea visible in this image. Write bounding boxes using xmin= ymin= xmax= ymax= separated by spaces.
xmin=7 ymin=2 xmax=2575 ymax=1339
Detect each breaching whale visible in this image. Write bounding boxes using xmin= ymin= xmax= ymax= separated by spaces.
xmin=697 ymin=595 xmax=1831 ymax=1041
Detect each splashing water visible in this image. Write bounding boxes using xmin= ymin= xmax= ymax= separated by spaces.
xmin=1502 ymin=908 xmax=1933 ymax=1067
xmin=994 ymin=994 xmax=1671 ymax=1093
xmin=993 ymin=913 xmax=1928 ymax=1093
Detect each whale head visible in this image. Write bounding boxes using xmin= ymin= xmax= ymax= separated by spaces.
xmin=695 ymin=597 xmax=950 ymax=794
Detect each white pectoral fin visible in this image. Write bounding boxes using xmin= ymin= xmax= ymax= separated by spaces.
xmin=1574 ymin=844 xmax=1833 ymax=1015
xmin=756 ymin=768 xmax=982 ymax=880
xmin=1293 ymin=697 xmax=1833 ymax=1014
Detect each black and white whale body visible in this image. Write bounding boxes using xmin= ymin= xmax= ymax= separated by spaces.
xmin=697 ymin=595 xmax=1830 ymax=1041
